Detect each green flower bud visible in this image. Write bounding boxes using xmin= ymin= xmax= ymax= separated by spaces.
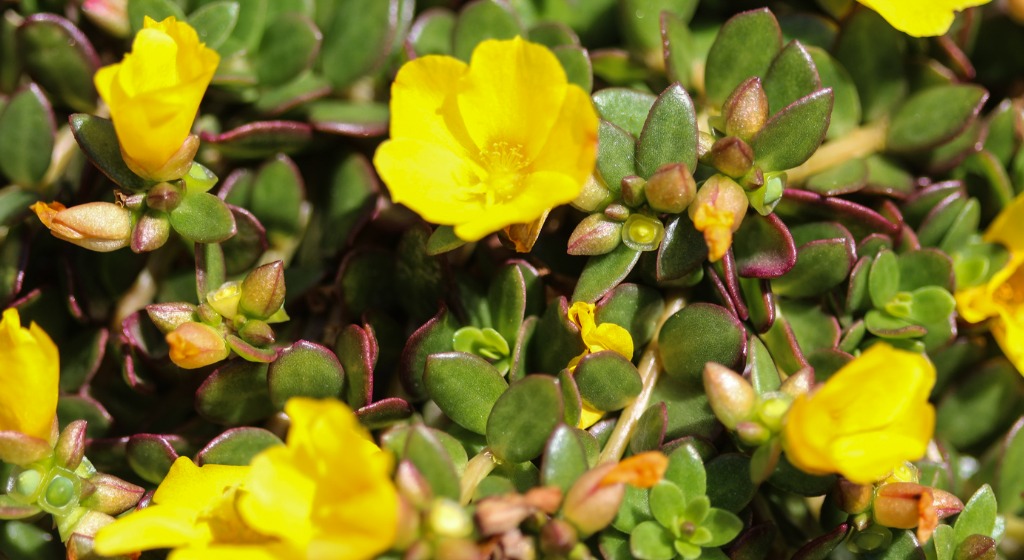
xmin=55 ymin=420 xmax=87 ymax=471
xmin=562 ymin=463 xmax=625 ymax=537
xmin=131 ymin=210 xmax=171 ymax=253
xmin=572 ymin=174 xmax=614 ymax=212
xmin=645 ymin=163 xmax=696 ymax=214
xmin=239 ymin=261 xmax=287 ymax=321
xmin=703 ymin=362 xmax=756 ymax=430
xmin=621 ymin=214 xmax=665 ymax=252
xmin=708 ymin=136 xmax=754 ymax=179
xmin=603 ymin=203 xmax=631 ymax=222
xmin=568 ymin=214 xmax=623 ymax=256
xmin=835 ymin=479 xmax=874 ymax=515
xmin=621 ymin=175 xmax=647 ymax=207
xmin=79 ymin=473 xmax=145 ymax=516
xmin=145 ymin=182 xmax=183 ymax=212
xmin=723 ymin=77 xmax=769 ymax=141
xmin=540 ymin=519 xmax=578 ymax=557
xmin=736 ymin=421 xmax=771 ymax=446
xmin=238 ymin=319 xmax=276 ymax=347
xmin=146 ymin=302 xmax=199 ymax=335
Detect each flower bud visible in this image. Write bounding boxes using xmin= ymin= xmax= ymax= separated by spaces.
xmin=55 ymin=420 xmax=87 ymax=471
xmin=872 ymin=482 xmax=963 ymax=543
xmin=562 ymin=463 xmax=625 ymax=537
xmin=688 ymin=175 xmax=749 ymax=262
xmin=703 ymin=362 xmax=756 ymax=430
xmin=145 ymin=302 xmax=198 ymax=335
xmin=540 ymin=519 xmax=578 ymax=557
xmin=567 ymin=214 xmax=623 ymax=256
xmin=954 ymin=534 xmax=997 ymax=560
xmin=697 ymin=131 xmax=716 ymax=160
xmin=621 ymin=214 xmax=665 ymax=252
xmin=79 ymin=473 xmax=144 ymax=516
xmin=130 ymin=210 xmax=171 ymax=253
xmin=31 ymin=201 xmax=132 ymax=252
xmin=145 ymin=182 xmax=184 ymax=212
xmin=239 ymin=261 xmax=287 ymax=320
xmin=708 ymin=137 xmax=754 ymax=179
xmin=127 ymin=134 xmax=201 ymax=183
xmin=723 ymin=77 xmax=769 ymax=141
xmin=428 ymin=498 xmax=474 ymax=539
xmin=757 ymin=395 xmax=791 ymax=433
xmin=736 ymin=421 xmax=771 ymax=446
xmin=206 ymin=282 xmax=242 ymax=320
xmin=835 ymin=479 xmax=874 ymax=514
xmin=166 ymin=322 xmax=229 ymax=369
xmin=645 ymin=163 xmax=696 ymax=214
xmin=82 ymin=0 xmax=129 ymax=37
xmin=39 ymin=467 xmax=82 ymax=515
xmin=395 ymin=460 xmax=434 ymax=509
xmin=621 ymin=176 xmax=646 ymax=207
xmin=573 ymin=174 xmax=614 ymax=212
xmin=394 ymin=496 xmax=421 ymax=551
xmin=780 ymin=367 xmax=814 ymax=398
xmin=238 ymin=319 xmax=275 ymax=347
xmin=603 ymin=203 xmax=630 ymax=222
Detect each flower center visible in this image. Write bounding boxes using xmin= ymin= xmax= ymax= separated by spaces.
xmin=469 ymin=141 xmax=528 ymax=206
xmin=993 ymin=263 xmax=1024 ymax=309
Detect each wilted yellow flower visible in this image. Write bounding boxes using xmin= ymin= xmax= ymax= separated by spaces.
xmin=94 ymin=16 xmax=219 ymax=180
xmin=0 ymin=308 xmax=59 ymax=442
xmin=373 ymin=37 xmax=598 ymax=242
xmin=956 ymin=191 xmax=1024 ymax=376
xmin=31 ymin=201 xmax=132 ymax=252
xmin=567 ymin=301 xmax=634 ymax=428
xmin=857 ymin=0 xmax=991 ymax=37
xmin=236 ymin=398 xmax=398 ymax=559
xmin=782 ymin=343 xmax=936 ymax=484
xmin=688 ymin=175 xmax=748 ymax=263
xmin=166 ymin=322 xmax=230 ymax=369
xmin=92 ymin=457 xmax=292 ymax=559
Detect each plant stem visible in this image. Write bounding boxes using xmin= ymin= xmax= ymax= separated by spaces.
xmin=785 ymin=118 xmax=889 ymax=185
xmin=598 ymin=292 xmax=687 ymax=464
xmin=460 ymin=448 xmax=497 ymax=505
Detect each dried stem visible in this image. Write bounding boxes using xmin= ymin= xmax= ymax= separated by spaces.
xmin=460 ymin=448 xmax=497 ymax=505
xmin=598 ymin=292 xmax=687 ymax=464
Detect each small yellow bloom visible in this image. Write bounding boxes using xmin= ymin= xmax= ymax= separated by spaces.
xmin=956 ymin=191 xmax=1024 ymax=375
xmin=688 ymin=175 xmax=748 ymax=263
xmin=0 ymin=308 xmax=59 ymax=442
xmin=782 ymin=343 xmax=936 ymax=484
xmin=31 ymin=201 xmax=132 ymax=252
xmin=94 ymin=16 xmax=219 ymax=180
xmin=166 ymin=322 xmax=230 ymax=369
xmin=857 ymin=0 xmax=991 ymax=37
xmin=373 ymin=37 xmax=598 ymax=243
xmin=567 ymin=301 xmax=635 ymax=429
xmin=93 ymin=457 xmax=291 ymax=559
xmin=236 ymin=398 xmax=399 ymax=559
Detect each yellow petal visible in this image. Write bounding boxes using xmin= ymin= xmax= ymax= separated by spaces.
xmin=170 ymin=544 xmax=299 ymax=560
xmin=578 ymin=403 xmax=605 ymax=429
xmin=782 ymin=394 xmax=837 ymax=476
xmin=388 ymin=54 xmax=473 ymax=158
xmin=94 ymin=505 xmax=206 ymax=555
xmin=992 ymin=310 xmax=1024 ymax=376
xmin=567 ymin=302 xmax=597 ymax=336
xmin=152 ymin=457 xmax=250 ymax=510
xmin=0 ymin=308 xmax=59 ymax=440
xmin=453 ymin=170 xmax=581 ymax=241
xmin=238 ymin=448 xmax=315 ymax=547
xmin=858 ymin=0 xmax=990 ymax=37
xmin=457 ymin=37 xmax=568 ymax=160
xmin=985 ymin=190 xmax=1024 ymax=252
xmin=527 ymin=84 xmax=599 ymax=185
xmin=586 ymin=323 xmax=635 ymax=359
xmin=829 ymin=427 xmax=933 ymax=484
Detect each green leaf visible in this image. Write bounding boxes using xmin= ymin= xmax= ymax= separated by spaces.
xmin=763 ymin=40 xmax=821 ymax=115
xmin=656 ymin=215 xmax=707 ymax=281
xmin=574 ymin=351 xmax=642 ymax=411
xmin=187 ymin=1 xmax=240 ymax=51
xmin=804 ymin=158 xmax=867 ymax=196
xmin=636 ymin=83 xmax=698 ymax=177
xmin=659 ymin=303 xmax=745 ymax=384
xmin=196 ymin=427 xmax=282 ymax=466
xmin=631 ymin=520 xmax=677 ymax=560
xmin=593 ymin=88 xmax=657 ymax=137
xmin=319 ymin=0 xmax=397 ymax=89
xmin=704 ymin=8 xmax=782 ymax=107
xmin=832 ymin=8 xmax=906 ymax=121
xmin=335 ymin=325 xmax=376 ymax=410
xmin=620 ymin=0 xmax=697 ymax=58
xmin=936 ymin=361 xmax=1021 ymax=449
xmin=773 ymin=233 xmax=854 ymax=298
xmin=807 ymin=47 xmax=860 ymax=140
xmin=169 ymin=191 xmax=237 ymax=243
xmin=256 ymin=14 xmax=321 ymax=87
xmin=887 ymin=85 xmax=988 ymax=153
xmin=266 ymin=341 xmax=345 ymax=409
xmin=664 ymin=443 xmax=706 ymax=499
xmin=196 ymin=361 xmax=275 ymax=425
xmin=705 ymin=454 xmax=756 ymax=513
xmin=596 ymin=120 xmax=637 ymax=195
xmin=0 ymin=84 xmax=53 ymax=187
xmin=953 ymin=485 xmax=998 ymax=544
xmin=998 ymin=418 xmax=1024 ymax=515
xmin=407 ymin=9 xmax=456 ymax=57
xmin=540 ymin=425 xmax=589 ymax=494
xmin=488 ymin=264 xmax=527 ymax=344
xmin=751 ymin=88 xmax=834 ymax=172
xmin=572 ymin=244 xmax=642 ymax=303
xmin=425 ymin=352 xmax=508 ymax=435
xmin=17 ymin=15 xmax=98 ymax=112
xmin=452 ymin=0 xmax=521 ymax=61
xmin=68 ymin=114 xmax=150 ymax=191
xmin=868 ymin=250 xmax=900 ymax=309
xmin=554 ymin=45 xmax=593 ymax=92
xmin=661 ymin=11 xmax=699 ymax=90
xmin=487 ymin=375 xmax=563 ymax=463
xmin=649 ymin=481 xmax=687 ymax=528
xmin=403 ymin=425 xmax=461 ymax=500
xmin=702 ymin=508 xmax=744 ymax=546
xmin=128 ymin=0 xmax=186 ymax=34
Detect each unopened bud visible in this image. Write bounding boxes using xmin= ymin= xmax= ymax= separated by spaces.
xmin=567 ymin=214 xmax=623 ymax=256
xmin=55 ymin=420 xmax=87 ymax=471
xmin=146 ymin=302 xmax=198 ymax=335
xmin=780 ymin=368 xmax=814 ymax=398
xmin=79 ymin=474 xmax=144 ymax=516
xmin=954 ymin=534 xmax=997 ymax=560
xmin=645 ymin=163 xmax=696 ymax=214
xmin=206 ymin=282 xmax=241 ymax=320
xmin=603 ymin=203 xmax=630 ymax=222
xmin=873 ymin=482 xmax=962 ymax=543
xmin=563 ymin=463 xmax=625 ymax=537
xmin=394 ymin=496 xmax=420 ymax=551
xmin=723 ymin=77 xmax=769 ymax=141
xmin=82 ymin=0 xmax=129 ymax=37
xmin=835 ymin=479 xmax=874 ymax=514
xmin=621 ymin=176 xmax=646 ymax=207
xmin=688 ymin=175 xmax=749 ymax=262
xmin=146 ymin=182 xmax=183 ymax=212
xmin=238 ymin=319 xmax=275 ymax=347
xmin=166 ymin=322 xmax=229 ymax=369
xmin=740 ymin=166 xmax=765 ymax=190
xmin=736 ymin=421 xmax=771 ymax=446
xmin=125 ymin=134 xmax=200 ymax=182
xmin=697 ymin=131 xmax=716 ymax=160
xmin=541 ymin=519 xmax=578 ymax=556
xmin=572 ymin=174 xmax=613 ymax=212
xmin=63 ymin=511 xmax=118 ymax=560
xmin=395 ymin=460 xmax=434 ymax=509
xmin=131 ymin=210 xmax=171 ymax=253
xmin=708 ymin=137 xmax=754 ymax=179
xmin=239 ymin=261 xmax=287 ymax=320
xmin=31 ymin=201 xmax=132 ymax=252
xmin=621 ymin=214 xmax=665 ymax=252
xmin=757 ymin=395 xmax=791 ymax=433
xmin=703 ymin=362 xmax=756 ymax=430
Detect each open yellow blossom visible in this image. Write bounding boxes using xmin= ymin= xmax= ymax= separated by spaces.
xmin=782 ymin=343 xmax=935 ymax=484
xmin=92 ymin=457 xmax=293 ymax=559
xmin=0 ymin=308 xmax=59 ymax=442
xmin=956 ymin=191 xmax=1024 ymax=375
xmin=31 ymin=201 xmax=132 ymax=252
xmin=858 ymin=0 xmax=991 ymax=37
xmin=373 ymin=37 xmax=598 ymax=242
xmin=567 ymin=301 xmax=635 ymax=428
xmin=236 ymin=398 xmax=398 ymax=559
xmin=94 ymin=16 xmax=219 ymax=180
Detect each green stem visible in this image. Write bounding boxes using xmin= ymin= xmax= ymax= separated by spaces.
xmin=459 ymin=448 xmax=497 ymax=505
xmin=785 ymin=118 xmax=889 ymax=185
xmin=598 ymin=292 xmax=687 ymax=464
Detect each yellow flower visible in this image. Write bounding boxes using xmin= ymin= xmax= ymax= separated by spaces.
xmin=567 ymin=301 xmax=635 ymax=428
xmin=31 ymin=201 xmax=132 ymax=252
xmin=688 ymin=175 xmax=748 ymax=263
xmin=94 ymin=16 xmax=219 ymax=181
xmin=782 ymin=343 xmax=935 ymax=484
xmin=93 ymin=457 xmax=292 ymax=559
xmin=166 ymin=322 xmax=230 ymax=370
xmin=236 ymin=398 xmax=398 ymax=560
xmin=94 ymin=398 xmax=398 ymax=560
xmin=373 ymin=37 xmax=598 ymax=243
xmin=0 ymin=308 xmax=59 ymax=442
xmin=956 ymin=191 xmax=1024 ymax=375
xmin=857 ymin=0 xmax=991 ymax=37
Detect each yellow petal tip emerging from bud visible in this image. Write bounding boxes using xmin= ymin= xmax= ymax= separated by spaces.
xmin=166 ymin=322 xmax=229 ymax=369
xmin=32 ymin=201 xmax=132 ymax=252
